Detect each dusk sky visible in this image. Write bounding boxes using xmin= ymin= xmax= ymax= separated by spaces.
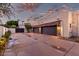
xmin=2 ymin=3 xmax=79 ymax=23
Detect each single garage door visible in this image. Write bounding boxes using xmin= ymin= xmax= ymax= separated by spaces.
xmin=41 ymin=25 xmax=57 ymax=35
xmin=33 ymin=27 xmax=39 ymax=33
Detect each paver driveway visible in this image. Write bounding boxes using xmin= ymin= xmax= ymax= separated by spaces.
xmin=4 ymin=33 xmax=79 ymax=56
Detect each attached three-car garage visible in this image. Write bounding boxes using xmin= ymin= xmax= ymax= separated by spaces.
xmin=32 ymin=21 xmax=61 ymax=36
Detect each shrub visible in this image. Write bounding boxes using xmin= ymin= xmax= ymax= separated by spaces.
xmin=2 ymin=30 xmax=11 ymax=39
xmin=11 ymin=25 xmax=17 ymax=28
xmin=4 ymin=20 xmax=18 ymax=28
xmin=0 ymin=37 xmax=7 ymax=46
xmin=0 ymin=37 xmax=7 ymax=54
xmin=0 ymin=31 xmax=11 ymax=55
xmin=24 ymin=23 xmax=32 ymax=32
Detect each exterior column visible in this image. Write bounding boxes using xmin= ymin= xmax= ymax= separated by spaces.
xmin=39 ymin=27 xmax=41 ymax=33
xmin=60 ymin=11 xmax=72 ymax=38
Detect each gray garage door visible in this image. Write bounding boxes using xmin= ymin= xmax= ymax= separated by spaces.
xmin=16 ymin=28 xmax=24 ymax=33
xmin=33 ymin=27 xmax=39 ymax=33
xmin=41 ymin=25 xmax=57 ymax=35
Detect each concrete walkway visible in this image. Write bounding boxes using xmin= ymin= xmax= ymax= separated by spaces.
xmin=4 ymin=33 xmax=79 ymax=56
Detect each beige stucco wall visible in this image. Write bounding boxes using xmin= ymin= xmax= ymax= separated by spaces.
xmin=58 ymin=9 xmax=73 ymax=38
xmin=71 ymin=11 xmax=79 ymax=37
xmin=68 ymin=12 xmax=73 ymax=37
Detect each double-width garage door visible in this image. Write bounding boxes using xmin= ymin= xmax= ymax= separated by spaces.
xmin=41 ymin=25 xmax=57 ymax=35
xmin=16 ymin=28 xmax=24 ymax=33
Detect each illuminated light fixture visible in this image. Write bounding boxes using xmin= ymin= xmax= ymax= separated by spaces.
xmin=57 ymin=25 xmax=61 ymax=32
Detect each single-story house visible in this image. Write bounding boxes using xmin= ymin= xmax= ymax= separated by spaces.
xmin=25 ymin=6 xmax=79 ymax=38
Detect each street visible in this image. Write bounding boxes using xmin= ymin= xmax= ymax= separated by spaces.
xmin=4 ymin=33 xmax=79 ymax=56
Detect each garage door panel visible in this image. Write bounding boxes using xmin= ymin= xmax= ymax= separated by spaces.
xmin=16 ymin=28 xmax=24 ymax=33
xmin=41 ymin=25 xmax=57 ymax=35
xmin=33 ymin=27 xmax=39 ymax=33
